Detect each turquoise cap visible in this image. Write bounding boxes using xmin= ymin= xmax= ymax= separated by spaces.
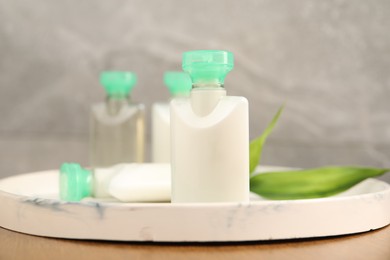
xmin=60 ymin=163 xmax=92 ymax=202
xmin=182 ymin=50 xmax=234 ymax=85
xmin=100 ymin=71 xmax=137 ymax=96
xmin=164 ymin=72 xmax=192 ymax=96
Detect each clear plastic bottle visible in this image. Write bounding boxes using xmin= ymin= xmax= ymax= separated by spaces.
xmin=152 ymin=72 xmax=191 ymax=163
xmin=90 ymin=71 xmax=145 ymax=168
xmin=170 ymin=50 xmax=249 ymax=203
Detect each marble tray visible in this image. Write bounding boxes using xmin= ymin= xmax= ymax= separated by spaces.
xmin=0 ymin=167 xmax=389 ymax=242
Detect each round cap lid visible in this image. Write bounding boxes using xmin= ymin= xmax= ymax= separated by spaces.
xmin=60 ymin=163 xmax=92 ymax=202
xmin=164 ymin=72 xmax=192 ymax=95
xmin=100 ymin=71 xmax=137 ymax=96
xmin=182 ymin=50 xmax=234 ymax=85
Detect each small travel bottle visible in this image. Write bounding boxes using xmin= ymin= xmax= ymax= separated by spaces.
xmin=90 ymin=71 xmax=145 ymax=167
xmin=170 ymin=50 xmax=249 ymax=203
xmin=59 ymin=163 xmax=170 ymax=202
xmin=152 ymin=72 xmax=191 ymax=163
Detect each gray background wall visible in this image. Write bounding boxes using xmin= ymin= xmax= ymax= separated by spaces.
xmin=0 ymin=0 xmax=389 ymax=183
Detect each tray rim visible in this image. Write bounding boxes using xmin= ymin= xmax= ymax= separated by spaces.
xmin=1 ymin=168 xmax=389 ymax=242
xmin=0 ymin=169 xmax=389 ymax=207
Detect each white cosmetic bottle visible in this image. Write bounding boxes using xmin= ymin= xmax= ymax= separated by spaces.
xmin=170 ymin=50 xmax=249 ymax=203
xmin=152 ymin=72 xmax=191 ymax=163
xmin=59 ymin=163 xmax=171 ymax=202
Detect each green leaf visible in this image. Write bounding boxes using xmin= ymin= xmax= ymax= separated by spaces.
xmin=250 ymin=166 xmax=389 ymax=200
xmin=249 ymin=105 xmax=284 ymax=175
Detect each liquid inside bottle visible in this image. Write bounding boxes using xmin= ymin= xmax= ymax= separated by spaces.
xmin=90 ymin=71 xmax=145 ymax=168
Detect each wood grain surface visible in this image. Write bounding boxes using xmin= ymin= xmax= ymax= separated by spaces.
xmin=0 ymin=225 xmax=389 ymax=260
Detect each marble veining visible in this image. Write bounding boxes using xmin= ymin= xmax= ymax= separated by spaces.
xmin=85 ymin=201 xmax=106 ymax=219
xmin=0 ymin=171 xmax=388 ymax=241
xmin=22 ymin=197 xmax=69 ymax=213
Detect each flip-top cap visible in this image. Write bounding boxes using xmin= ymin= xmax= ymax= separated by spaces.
xmin=182 ymin=50 xmax=234 ymax=85
xmin=100 ymin=71 xmax=137 ymax=96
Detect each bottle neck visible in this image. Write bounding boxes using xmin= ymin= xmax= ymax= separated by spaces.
xmin=105 ymin=94 xmax=130 ymax=115
xmin=190 ymin=84 xmax=226 ymax=117
xmin=192 ymin=81 xmax=223 ymax=89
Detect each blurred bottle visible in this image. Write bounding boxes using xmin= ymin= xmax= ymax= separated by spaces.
xmin=152 ymin=72 xmax=191 ymax=163
xmin=90 ymin=71 xmax=145 ymax=167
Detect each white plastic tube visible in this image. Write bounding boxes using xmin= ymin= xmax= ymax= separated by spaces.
xmin=107 ymin=163 xmax=171 ymax=202
xmin=60 ymin=163 xmax=171 ymax=202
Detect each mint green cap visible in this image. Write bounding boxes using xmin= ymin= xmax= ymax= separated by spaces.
xmin=100 ymin=71 xmax=137 ymax=96
xmin=60 ymin=163 xmax=92 ymax=202
xmin=164 ymin=72 xmax=192 ymax=96
xmin=182 ymin=50 xmax=234 ymax=85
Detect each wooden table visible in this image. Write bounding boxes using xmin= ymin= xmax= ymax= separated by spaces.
xmin=0 ymin=225 xmax=389 ymax=260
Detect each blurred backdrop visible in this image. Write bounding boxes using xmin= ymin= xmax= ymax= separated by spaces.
xmin=0 ymin=0 xmax=389 ymax=182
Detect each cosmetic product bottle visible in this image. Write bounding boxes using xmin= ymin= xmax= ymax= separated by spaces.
xmin=170 ymin=50 xmax=249 ymax=203
xmin=90 ymin=71 xmax=145 ymax=167
xmin=152 ymin=72 xmax=191 ymax=163
xmin=59 ymin=163 xmax=170 ymax=202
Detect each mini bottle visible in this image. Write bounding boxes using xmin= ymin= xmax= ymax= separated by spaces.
xmin=170 ymin=50 xmax=249 ymax=203
xmin=152 ymin=72 xmax=191 ymax=163
xmin=59 ymin=163 xmax=171 ymax=202
xmin=90 ymin=71 xmax=145 ymax=167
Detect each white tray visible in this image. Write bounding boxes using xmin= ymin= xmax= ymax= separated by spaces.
xmin=0 ymin=167 xmax=389 ymax=242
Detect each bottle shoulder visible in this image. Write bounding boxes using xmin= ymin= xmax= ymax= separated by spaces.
xmin=224 ymin=95 xmax=248 ymax=104
xmin=91 ymin=102 xmax=143 ymax=113
xmin=91 ymin=102 xmax=144 ymax=123
xmin=152 ymin=103 xmax=170 ymax=123
xmin=170 ymin=95 xmax=248 ymax=127
xmin=171 ymin=95 xmax=247 ymax=105
xmin=152 ymin=102 xmax=170 ymax=112
xmin=171 ymin=96 xmax=248 ymax=111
